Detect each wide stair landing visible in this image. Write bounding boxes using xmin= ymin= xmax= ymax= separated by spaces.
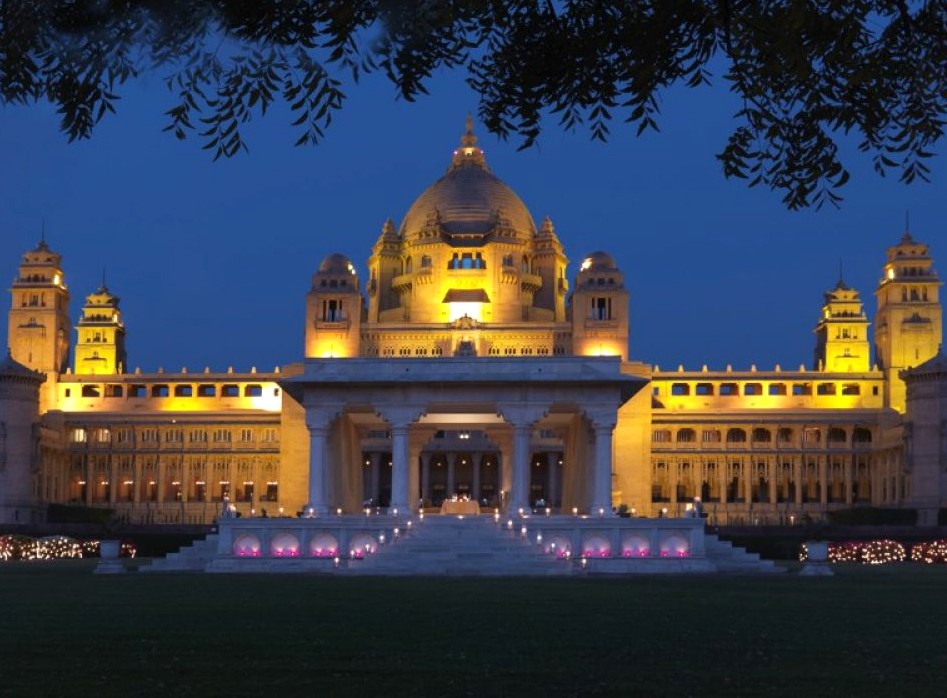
xmin=141 ymin=534 xmax=220 ymax=573
xmin=704 ymin=534 xmax=783 ymax=573
xmin=345 ymin=516 xmax=572 ymax=577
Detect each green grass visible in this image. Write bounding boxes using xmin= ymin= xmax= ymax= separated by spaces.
xmin=1 ymin=561 xmax=946 ymax=697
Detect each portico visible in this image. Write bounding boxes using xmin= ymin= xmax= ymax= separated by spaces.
xmin=282 ymin=356 xmax=645 ymax=515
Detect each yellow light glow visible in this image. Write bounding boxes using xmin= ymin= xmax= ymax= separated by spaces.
xmin=580 ymin=258 xmax=593 ymax=271
xmin=887 ymin=268 xmax=895 ymax=280
xmin=449 ymin=302 xmax=483 ymax=322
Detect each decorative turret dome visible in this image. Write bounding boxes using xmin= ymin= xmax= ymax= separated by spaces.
xmin=580 ymin=251 xmax=617 ymax=272
xmin=318 ymin=253 xmax=356 ymax=275
xmin=399 ymin=117 xmax=536 ymax=238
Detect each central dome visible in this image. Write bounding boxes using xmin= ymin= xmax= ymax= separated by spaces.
xmin=399 ymin=118 xmax=536 ymax=238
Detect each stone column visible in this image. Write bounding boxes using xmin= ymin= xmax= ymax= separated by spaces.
xmin=591 ymin=419 xmax=616 ymax=515
xmin=370 ymin=452 xmax=381 ymax=506
xmin=818 ymin=456 xmax=828 ymax=507
xmin=471 ymin=452 xmax=482 ymax=504
xmin=844 ymin=454 xmax=854 ymax=505
xmin=669 ymin=458 xmax=679 ymax=506
xmin=793 ymin=457 xmax=803 ymax=506
xmin=377 ymin=405 xmax=424 ymax=516
xmin=510 ymin=426 xmax=532 ymax=514
xmin=303 ymin=408 xmax=335 ymax=514
xmin=718 ymin=461 xmax=728 ymax=505
xmin=547 ymin=452 xmax=560 ymax=508
xmin=108 ymin=455 xmax=117 ymax=505
xmin=421 ymin=452 xmax=432 ymax=504
xmin=446 ymin=451 xmax=456 ymax=498
xmin=409 ymin=445 xmax=421 ymax=511
xmin=768 ymin=459 xmax=777 ymax=504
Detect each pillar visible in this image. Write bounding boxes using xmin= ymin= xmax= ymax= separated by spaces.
xmin=818 ymin=456 xmax=828 ymax=507
xmin=370 ymin=452 xmax=381 ymax=505
xmin=844 ymin=454 xmax=854 ymax=505
xmin=377 ymin=405 xmax=423 ymax=516
xmin=546 ymin=452 xmax=560 ymax=508
xmin=472 ymin=452 xmax=482 ymax=503
xmin=592 ymin=421 xmax=615 ymax=515
xmin=305 ymin=419 xmax=331 ymax=514
xmin=446 ymin=452 xmax=456 ymax=497
xmin=421 ymin=452 xmax=432 ymax=504
xmin=409 ymin=445 xmax=421 ymax=511
xmin=510 ymin=426 xmax=531 ymax=514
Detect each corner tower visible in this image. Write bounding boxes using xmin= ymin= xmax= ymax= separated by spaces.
xmin=73 ymin=282 xmax=127 ymax=375
xmin=305 ymin=253 xmax=363 ymax=358
xmin=7 ymin=239 xmax=70 ymax=374
xmin=814 ymin=279 xmax=871 ymax=372
xmin=875 ymin=232 xmax=943 ymax=411
xmin=570 ymin=252 xmax=629 ymax=360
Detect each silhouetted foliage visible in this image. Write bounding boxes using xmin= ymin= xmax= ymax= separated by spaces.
xmin=1 ymin=1 xmax=945 ymax=209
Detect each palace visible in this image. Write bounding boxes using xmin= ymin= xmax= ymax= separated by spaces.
xmin=2 ymin=119 xmax=945 ymax=530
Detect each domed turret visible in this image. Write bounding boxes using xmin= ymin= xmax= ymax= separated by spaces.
xmin=579 ymin=251 xmax=617 ymax=272
xmin=318 ymin=253 xmax=356 ymax=276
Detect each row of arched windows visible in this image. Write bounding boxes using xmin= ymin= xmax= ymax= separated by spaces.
xmin=652 ymin=426 xmax=873 ymax=445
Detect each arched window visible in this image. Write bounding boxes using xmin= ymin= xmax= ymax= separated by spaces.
xmin=676 ymin=428 xmax=696 ymax=443
xmin=404 ymin=256 xmax=413 ymax=273
xmin=751 ymin=428 xmax=771 ymax=443
xmin=726 ymin=428 xmax=747 ymax=443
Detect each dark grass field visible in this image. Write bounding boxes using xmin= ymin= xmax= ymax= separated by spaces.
xmin=1 ymin=561 xmax=945 ymax=697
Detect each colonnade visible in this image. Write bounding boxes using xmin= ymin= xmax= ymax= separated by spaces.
xmin=304 ymin=404 xmax=616 ymax=515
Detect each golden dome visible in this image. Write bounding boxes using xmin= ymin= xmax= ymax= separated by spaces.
xmin=399 ymin=118 xmax=536 ymax=238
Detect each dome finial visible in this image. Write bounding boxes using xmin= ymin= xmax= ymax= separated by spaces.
xmin=450 ymin=114 xmax=488 ymax=171
xmin=461 ymin=113 xmax=477 ymax=148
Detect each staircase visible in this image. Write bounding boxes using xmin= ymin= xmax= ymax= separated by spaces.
xmin=704 ymin=534 xmax=784 ymax=573
xmin=345 ymin=516 xmax=573 ymax=576
xmin=141 ymin=534 xmax=220 ymax=573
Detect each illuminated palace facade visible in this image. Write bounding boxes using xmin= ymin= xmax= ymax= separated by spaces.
xmin=2 ymin=121 xmax=945 ymax=527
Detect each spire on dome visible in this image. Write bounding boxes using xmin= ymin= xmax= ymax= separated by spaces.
xmin=450 ymin=114 xmax=488 ymax=171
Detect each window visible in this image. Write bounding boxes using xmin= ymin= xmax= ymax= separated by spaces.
xmin=817 ymin=383 xmax=837 ymax=396
xmin=70 ymin=428 xmax=88 ymax=444
xmin=239 ymin=429 xmax=253 ymax=443
xmin=190 ymin=429 xmax=208 ymax=443
xmin=94 ymin=428 xmax=111 ymax=444
xmin=827 ymin=428 xmax=847 ymax=444
xmin=652 ymin=429 xmax=671 ymax=443
xmin=261 ymin=428 xmax=278 ymax=443
xmin=726 ymin=428 xmax=747 ymax=443
xmin=695 ymin=383 xmax=714 ymax=396
xmin=853 ymin=427 xmax=872 ymax=444
xmin=671 ymin=383 xmax=690 ymax=396
xmin=130 ymin=385 xmax=146 ymax=398
xmin=777 ymin=428 xmax=793 ymax=444
xmin=322 ymin=299 xmax=344 ymax=322
xmin=676 ymin=428 xmax=696 ymax=443
xmin=265 ymin=481 xmax=279 ymax=502
xmin=244 ymin=385 xmax=262 ymax=397
xmin=792 ymin=383 xmax=812 ymax=396
xmin=174 ymin=384 xmax=193 ymax=397
xmin=744 ymin=383 xmax=762 ymax=396
xmin=702 ymin=429 xmax=721 ymax=443
xmin=222 ymin=384 xmax=239 ymax=397
xmin=719 ymin=383 xmax=738 ymax=396
xmin=152 ymin=385 xmax=169 ymax=398
xmin=213 ymin=429 xmax=231 ymax=443
xmin=751 ymin=428 xmax=771 ymax=443
xmin=841 ymin=383 xmax=860 ymax=396
xmin=141 ymin=428 xmax=158 ymax=443
xmin=81 ymin=385 xmax=101 ymax=398
xmin=768 ymin=383 xmax=787 ymax=396
xmin=197 ymin=384 xmax=216 ymax=397
xmin=117 ymin=429 xmax=133 ymax=444
xmin=803 ymin=428 xmax=821 ymax=445
xmin=590 ymin=297 xmax=612 ymax=320
xmin=165 ymin=429 xmax=183 ymax=443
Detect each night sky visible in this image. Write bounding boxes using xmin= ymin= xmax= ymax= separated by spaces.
xmin=1 ymin=70 xmax=943 ymax=374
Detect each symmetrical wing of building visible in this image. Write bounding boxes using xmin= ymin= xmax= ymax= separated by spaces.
xmin=1 ymin=120 xmax=945 ymax=526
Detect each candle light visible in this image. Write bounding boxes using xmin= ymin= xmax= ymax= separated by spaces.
xmin=545 ymin=507 xmax=551 ymax=517
xmin=572 ymin=507 xmax=578 ymax=516
xmin=336 ymin=507 xmax=342 ymax=517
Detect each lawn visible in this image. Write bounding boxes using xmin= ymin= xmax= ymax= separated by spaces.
xmin=1 ymin=561 xmax=945 ymax=697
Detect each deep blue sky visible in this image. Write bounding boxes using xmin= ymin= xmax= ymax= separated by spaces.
xmin=1 ymin=69 xmax=943 ymax=373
